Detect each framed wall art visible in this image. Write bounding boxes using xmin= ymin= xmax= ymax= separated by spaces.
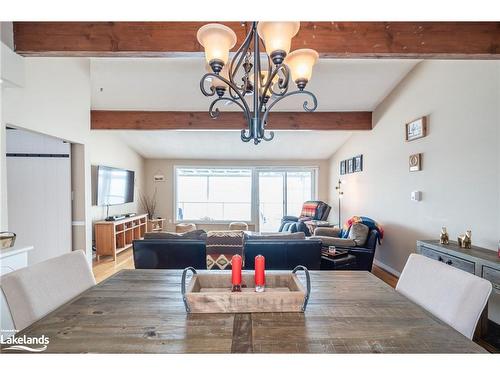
xmin=405 ymin=116 xmax=427 ymax=142
xmin=347 ymin=158 xmax=354 ymax=174
xmin=340 ymin=160 xmax=346 ymax=175
xmin=354 ymin=155 xmax=363 ymax=172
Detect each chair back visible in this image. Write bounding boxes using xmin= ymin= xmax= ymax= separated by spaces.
xmin=396 ymin=253 xmax=492 ymax=339
xmin=299 ymin=201 xmax=331 ymax=220
xmin=0 ymin=250 xmax=95 ymax=331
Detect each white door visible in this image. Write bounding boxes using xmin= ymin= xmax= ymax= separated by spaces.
xmin=6 ymin=128 xmax=72 ymax=265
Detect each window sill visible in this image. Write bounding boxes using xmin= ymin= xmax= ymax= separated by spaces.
xmin=175 ymin=221 xmax=254 ymax=225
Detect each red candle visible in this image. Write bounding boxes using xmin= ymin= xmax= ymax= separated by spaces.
xmin=231 ymin=254 xmax=242 ymax=288
xmin=255 ymin=255 xmax=265 ymax=292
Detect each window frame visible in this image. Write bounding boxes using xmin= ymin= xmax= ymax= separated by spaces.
xmin=173 ymin=165 xmax=318 ymax=225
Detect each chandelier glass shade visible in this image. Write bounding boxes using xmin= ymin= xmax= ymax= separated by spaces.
xmin=197 ymin=22 xmax=319 ymax=144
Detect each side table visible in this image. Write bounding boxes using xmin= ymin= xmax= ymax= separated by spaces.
xmin=321 ymin=253 xmax=357 ymax=270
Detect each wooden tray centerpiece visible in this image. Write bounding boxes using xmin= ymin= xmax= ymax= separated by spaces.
xmin=181 ymin=266 xmax=311 ymax=314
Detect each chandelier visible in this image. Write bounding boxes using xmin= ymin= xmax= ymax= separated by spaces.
xmin=197 ymin=22 xmax=319 ymax=144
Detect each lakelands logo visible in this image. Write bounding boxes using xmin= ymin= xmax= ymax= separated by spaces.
xmin=1 ymin=334 xmax=49 ymax=352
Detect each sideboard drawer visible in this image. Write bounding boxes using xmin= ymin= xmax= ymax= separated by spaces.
xmin=482 ymin=266 xmax=500 ymax=291
xmin=420 ymin=246 xmax=475 ymax=274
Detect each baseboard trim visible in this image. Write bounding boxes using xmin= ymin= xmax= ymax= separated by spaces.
xmin=373 ymin=259 xmax=401 ymax=278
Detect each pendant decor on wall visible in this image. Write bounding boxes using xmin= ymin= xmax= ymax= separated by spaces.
xmin=409 ymin=153 xmax=422 ymax=172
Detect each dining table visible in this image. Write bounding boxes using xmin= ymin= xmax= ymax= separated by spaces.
xmin=1 ymin=269 xmax=487 ymax=353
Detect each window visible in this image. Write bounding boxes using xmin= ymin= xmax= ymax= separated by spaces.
xmin=175 ymin=166 xmax=317 ymax=228
xmin=176 ymin=168 xmax=252 ymax=222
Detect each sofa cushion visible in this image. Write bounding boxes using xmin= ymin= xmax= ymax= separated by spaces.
xmin=313 ymin=227 xmax=342 ymax=237
xmin=206 ymin=231 xmax=244 ymax=270
xmin=348 ymin=223 xmax=369 ymax=246
xmin=143 ymin=229 xmax=207 ymax=240
xmin=245 ymin=232 xmax=306 ymax=241
xmin=313 ymin=236 xmax=357 ymax=248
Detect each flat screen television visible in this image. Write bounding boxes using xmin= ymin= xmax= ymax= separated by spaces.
xmin=96 ymin=165 xmax=135 ymax=206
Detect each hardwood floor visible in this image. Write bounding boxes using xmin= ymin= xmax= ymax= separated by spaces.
xmin=92 ymin=249 xmax=400 ymax=287
xmin=92 ymin=248 xmax=134 ymax=284
xmin=371 ymin=264 xmax=399 ymax=288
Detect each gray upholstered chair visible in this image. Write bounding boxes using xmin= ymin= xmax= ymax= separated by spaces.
xmin=396 ymin=253 xmax=492 ymax=339
xmin=229 ymin=222 xmax=249 ymax=231
xmin=0 ymin=250 xmax=95 ymax=331
xmin=175 ymin=223 xmax=197 ymax=233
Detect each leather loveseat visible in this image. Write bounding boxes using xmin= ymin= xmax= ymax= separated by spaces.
xmin=133 ymin=231 xmax=322 ymax=270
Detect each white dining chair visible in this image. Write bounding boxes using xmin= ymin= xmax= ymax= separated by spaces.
xmin=0 ymin=250 xmax=96 ymax=331
xmin=396 ymin=253 xmax=492 ymax=339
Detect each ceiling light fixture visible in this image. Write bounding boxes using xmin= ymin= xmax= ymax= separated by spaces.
xmin=197 ymin=22 xmax=319 ymax=144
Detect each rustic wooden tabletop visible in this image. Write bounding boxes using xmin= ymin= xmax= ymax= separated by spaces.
xmin=1 ymin=269 xmax=486 ymax=353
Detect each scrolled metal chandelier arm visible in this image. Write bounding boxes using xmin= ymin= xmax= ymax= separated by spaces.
xmin=271 ymin=65 xmax=290 ymax=97
xmin=199 ymin=73 xmax=217 ymax=97
xmin=200 ymin=72 xmax=252 ymax=116
xmin=208 ymin=97 xmax=251 ymax=125
xmin=261 ymin=90 xmax=318 ymax=126
xmin=228 ymin=25 xmax=254 ymax=93
xmin=258 ymin=66 xmax=284 ymax=113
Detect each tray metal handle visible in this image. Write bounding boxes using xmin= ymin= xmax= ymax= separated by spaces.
xmin=181 ymin=267 xmax=197 ymax=313
xmin=292 ymin=265 xmax=311 ymax=312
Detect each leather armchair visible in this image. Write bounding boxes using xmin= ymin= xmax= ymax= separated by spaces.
xmin=278 ymin=201 xmax=331 ymax=236
xmin=313 ymin=227 xmax=379 ymax=271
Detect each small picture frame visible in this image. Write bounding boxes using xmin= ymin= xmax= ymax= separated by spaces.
xmin=354 ymin=155 xmax=363 ymax=172
xmin=347 ymin=158 xmax=354 ymax=174
xmin=340 ymin=160 xmax=346 ymax=175
xmin=409 ymin=153 xmax=422 ymax=172
xmin=405 ymin=116 xmax=427 ymax=142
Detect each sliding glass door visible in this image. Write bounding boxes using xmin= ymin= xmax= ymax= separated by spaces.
xmin=257 ymin=169 xmax=315 ymax=232
xmin=258 ymin=172 xmax=285 ymax=232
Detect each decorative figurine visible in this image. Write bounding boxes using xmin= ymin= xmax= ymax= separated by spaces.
xmin=458 ymin=230 xmax=472 ymax=249
xmin=439 ymin=227 xmax=449 ymax=245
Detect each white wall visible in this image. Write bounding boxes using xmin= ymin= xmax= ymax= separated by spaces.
xmin=328 ymin=60 xmax=500 ymax=274
xmin=145 ymin=158 xmax=330 ymax=232
xmin=89 ymin=131 xmax=145 ymax=222
xmin=1 ymin=56 xmax=145 ymax=263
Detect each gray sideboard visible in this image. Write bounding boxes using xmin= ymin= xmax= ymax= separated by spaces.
xmin=416 ymin=240 xmax=500 ymax=284
xmin=417 ymin=240 xmax=500 ymax=351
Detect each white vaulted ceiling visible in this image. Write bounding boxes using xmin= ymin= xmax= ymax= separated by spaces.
xmin=90 ymin=57 xmax=419 ymax=159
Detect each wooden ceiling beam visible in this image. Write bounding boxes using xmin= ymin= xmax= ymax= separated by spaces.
xmin=14 ymin=22 xmax=500 ymax=59
xmin=90 ymin=110 xmax=372 ymax=131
